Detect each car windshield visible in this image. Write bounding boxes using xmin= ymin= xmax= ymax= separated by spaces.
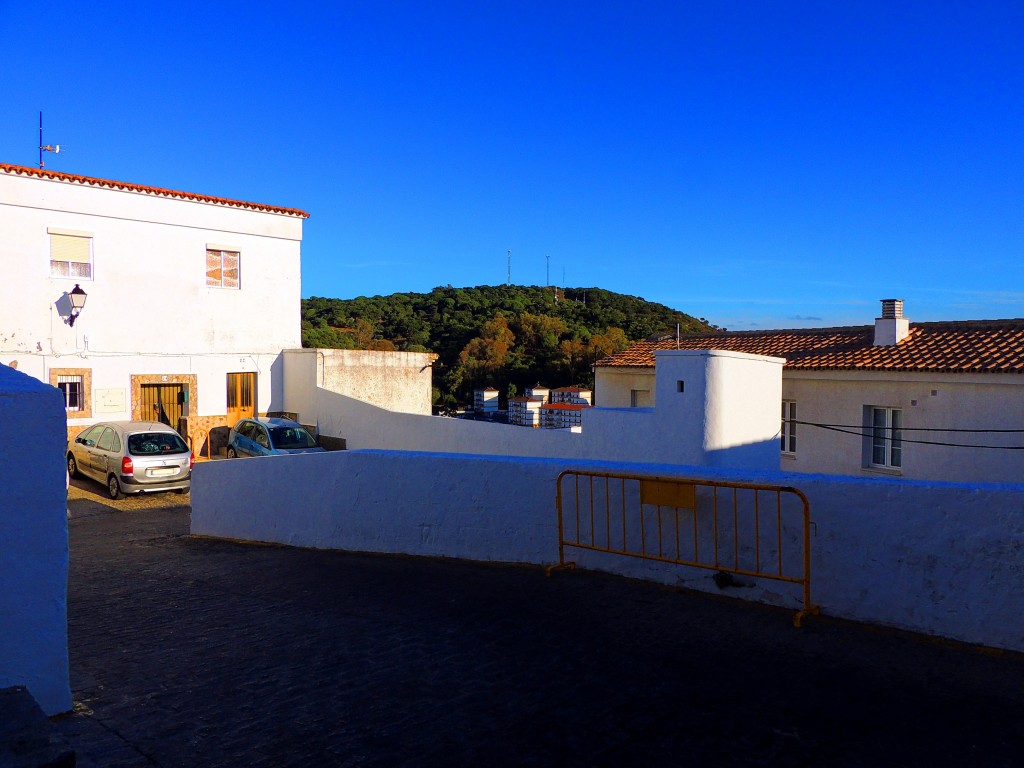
xmin=128 ymin=432 xmax=190 ymax=456
xmin=269 ymin=426 xmax=318 ymax=450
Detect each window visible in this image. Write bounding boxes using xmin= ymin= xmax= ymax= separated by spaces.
xmin=869 ymin=406 xmax=902 ymax=468
xmin=96 ymin=428 xmax=118 ymax=453
xmin=57 ymin=375 xmax=83 ymax=411
xmin=206 ymin=249 xmax=240 ymax=288
xmin=49 ymin=229 xmax=93 ymax=279
xmin=630 ymin=389 xmax=650 ymax=408
xmin=781 ymin=400 xmax=797 ymax=454
xmin=50 ymin=368 xmax=92 ymax=418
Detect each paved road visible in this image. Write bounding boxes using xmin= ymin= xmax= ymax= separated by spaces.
xmin=57 ymin=498 xmax=1024 ymax=767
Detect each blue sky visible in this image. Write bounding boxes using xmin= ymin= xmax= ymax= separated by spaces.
xmin=3 ymin=2 xmax=1022 ymax=330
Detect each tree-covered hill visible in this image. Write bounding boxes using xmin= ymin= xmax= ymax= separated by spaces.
xmin=302 ymin=285 xmax=718 ymax=410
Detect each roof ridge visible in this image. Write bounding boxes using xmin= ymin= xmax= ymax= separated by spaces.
xmin=0 ymin=162 xmax=309 ymax=218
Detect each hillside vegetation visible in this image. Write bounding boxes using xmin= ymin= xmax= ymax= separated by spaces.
xmin=302 ymin=285 xmax=718 ymax=410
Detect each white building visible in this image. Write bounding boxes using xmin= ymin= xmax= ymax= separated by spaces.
xmin=473 ymin=387 xmax=499 ymax=413
xmin=0 ymin=163 xmax=307 ymax=451
xmin=595 ymin=299 xmax=1024 ymax=483
xmin=550 ymin=386 xmax=592 ymax=405
xmin=525 ymin=383 xmax=550 ymax=404
xmin=508 ymin=396 xmax=543 ymax=427
xmin=540 ymin=402 xmax=589 ymax=430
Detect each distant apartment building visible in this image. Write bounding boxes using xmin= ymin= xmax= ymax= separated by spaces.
xmin=525 ymin=384 xmax=550 ymax=404
xmin=540 ymin=402 xmax=589 ymax=430
xmin=550 ymin=386 xmax=592 ymax=406
xmin=472 ymin=387 xmax=500 ymax=413
xmin=508 ymin=396 xmax=543 ymax=427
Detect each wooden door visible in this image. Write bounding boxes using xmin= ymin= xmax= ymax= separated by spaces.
xmin=227 ymin=373 xmax=256 ymax=425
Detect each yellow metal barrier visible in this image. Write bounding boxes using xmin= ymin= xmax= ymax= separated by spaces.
xmin=550 ymin=470 xmax=819 ymax=627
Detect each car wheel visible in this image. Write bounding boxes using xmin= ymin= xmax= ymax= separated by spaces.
xmin=67 ymin=454 xmax=79 ymax=479
xmin=226 ymin=446 xmax=237 ymax=458
xmin=107 ymin=475 xmax=121 ymax=500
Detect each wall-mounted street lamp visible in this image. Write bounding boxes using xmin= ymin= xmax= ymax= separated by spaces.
xmin=67 ymin=284 xmax=87 ymax=327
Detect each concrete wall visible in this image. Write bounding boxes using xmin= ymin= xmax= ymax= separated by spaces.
xmin=289 ymin=350 xmax=784 ymax=470
xmin=283 ymin=348 xmax=435 ymax=420
xmin=191 ymin=449 xmax=1024 ymax=653
xmin=0 ymin=366 xmax=71 ymax=715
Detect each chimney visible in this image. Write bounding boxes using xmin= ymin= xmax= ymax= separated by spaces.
xmin=874 ymin=299 xmax=910 ymax=346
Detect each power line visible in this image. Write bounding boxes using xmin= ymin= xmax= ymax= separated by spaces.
xmin=789 ymin=420 xmax=1024 ymax=450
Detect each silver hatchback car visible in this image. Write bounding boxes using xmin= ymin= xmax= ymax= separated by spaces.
xmin=67 ymin=420 xmax=193 ymax=499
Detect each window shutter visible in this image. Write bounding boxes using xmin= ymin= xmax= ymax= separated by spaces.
xmin=51 ymin=234 xmax=91 ymax=263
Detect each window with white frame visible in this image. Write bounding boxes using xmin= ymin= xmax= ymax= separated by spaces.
xmin=869 ymin=406 xmax=903 ymax=468
xmin=49 ymin=229 xmax=93 ymax=279
xmin=206 ymin=248 xmax=240 ymax=288
xmin=781 ymin=400 xmax=797 ymax=454
xmin=57 ymin=374 xmax=83 ymax=411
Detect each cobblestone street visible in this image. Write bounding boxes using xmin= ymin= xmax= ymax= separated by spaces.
xmin=57 ymin=498 xmax=1024 ymax=767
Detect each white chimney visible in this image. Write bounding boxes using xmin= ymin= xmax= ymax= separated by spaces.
xmin=874 ymin=299 xmax=910 ymax=346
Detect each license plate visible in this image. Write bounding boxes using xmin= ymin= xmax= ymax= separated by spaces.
xmin=148 ymin=467 xmax=176 ymax=477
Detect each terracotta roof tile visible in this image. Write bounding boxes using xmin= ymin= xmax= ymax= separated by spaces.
xmin=0 ymin=163 xmax=309 ymax=218
xmin=596 ymin=319 xmax=1024 ymax=374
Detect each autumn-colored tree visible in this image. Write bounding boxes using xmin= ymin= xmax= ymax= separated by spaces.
xmin=586 ymin=327 xmax=629 ymax=364
xmin=559 ymin=337 xmax=585 ymax=382
xmin=459 ymin=315 xmax=515 ymax=372
xmin=367 ymin=339 xmax=397 ymax=351
xmin=352 ymin=318 xmax=375 ymax=348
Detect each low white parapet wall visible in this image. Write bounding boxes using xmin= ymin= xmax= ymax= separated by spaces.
xmin=191 ymin=450 xmax=1024 ymax=653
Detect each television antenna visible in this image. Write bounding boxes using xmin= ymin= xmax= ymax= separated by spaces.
xmin=38 ymin=112 xmax=63 ymax=168
xmin=507 ymin=248 xmax=511 ymax=286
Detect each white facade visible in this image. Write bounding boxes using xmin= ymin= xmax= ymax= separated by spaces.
xmin=473 ymin=387 xmax=499 ymax=412
xmin=550 ymin=386 xmax=592 ymax=405
xmin=596 ymin=362 xmax=1024 ymax=483
xmin=508 ymin=397 xmax=543 ymax=427
xmin=0 ymin=164 xmax=306 ymax=445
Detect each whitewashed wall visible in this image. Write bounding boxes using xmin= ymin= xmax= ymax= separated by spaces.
xmin=192 ymin=449 xmax=1024 ymax=652
xmin=283 ymin=348 xmax=435 ymax=418
xmin=0 ymin=171 xmax=304 ymax=357
xmin=783 ymin=370 xmax=1024 ymax=483
xmin=596 ymin=363 xmax=1024 ymax=483
xmin=0 ymin=168 xmax=304 ymax=428
xmin=289 ymin=350 xmax=784 ymax=469
xmin=0 ymin=366 xmax=71 ymax=715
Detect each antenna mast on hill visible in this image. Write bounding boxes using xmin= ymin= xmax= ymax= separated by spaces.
xmin=38 ymin=112 xmax=63 ymax=169
xmin=546 ymin=254 xmax=550 ymax=286
xmin=507 ymin=249 xmax=511 ymax=286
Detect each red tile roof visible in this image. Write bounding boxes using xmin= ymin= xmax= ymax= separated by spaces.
xmin=596 ymin=319 xmax=1024 ymax=374
xmin=541 ymin=403 xmax=591 ymax=410
xmin=0 ymin=163 xmax=309 ymax=218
